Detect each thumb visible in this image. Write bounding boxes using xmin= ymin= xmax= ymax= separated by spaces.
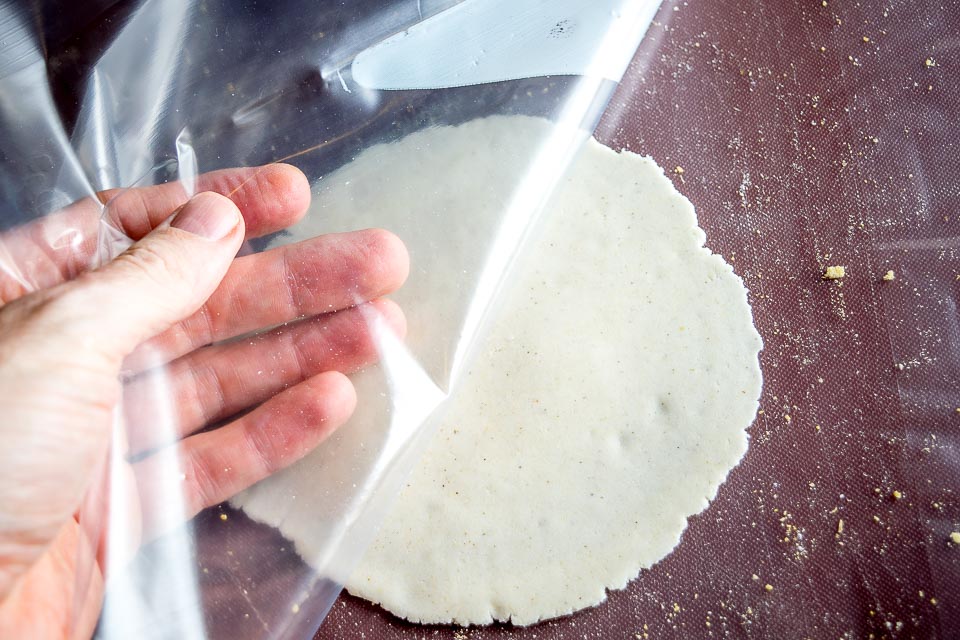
xmin=50 ymin=191 xmax=244 ymax=362
xmin=0 ymin=192 xmax=243 ymax=599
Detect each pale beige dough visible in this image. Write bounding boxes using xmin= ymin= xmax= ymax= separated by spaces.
xmin=236 ymin=115 xmax=763 ymax=626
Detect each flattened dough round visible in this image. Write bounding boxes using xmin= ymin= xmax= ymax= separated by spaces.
xmin=344 ymin=118 xmax=763 ymax=625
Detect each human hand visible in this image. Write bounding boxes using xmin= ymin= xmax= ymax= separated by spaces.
xmin=0 ymin=165 xmax=408 ymax=639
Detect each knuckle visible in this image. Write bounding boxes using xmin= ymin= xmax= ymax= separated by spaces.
xmin=119 ymin=242 xmax=185 ymax=287
xmin=244 ymin=416 xmax=284 ymax=476
xmin=181 ymin=451 xmax=220 ymax=511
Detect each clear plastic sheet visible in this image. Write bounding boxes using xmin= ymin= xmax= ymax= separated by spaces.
xmin=308 ymin=0 xmax=959 ymax=637
xmin=0 ymin=1 xmax=660 ymax=638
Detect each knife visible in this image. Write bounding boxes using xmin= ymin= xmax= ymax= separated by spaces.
xmin=350 ymin=0 xmax=662 ymax=90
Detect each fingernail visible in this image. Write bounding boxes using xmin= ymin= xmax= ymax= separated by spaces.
xmin=170 ymin=193 xmax=240 ymax=240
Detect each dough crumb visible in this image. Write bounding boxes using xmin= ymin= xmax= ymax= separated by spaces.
xmin=882 ymin=270 xmax=895 ymax=281
xmin=892 ymin=490 xmax=903 ymax=500
xmin=925 ymin=57 xmax=936 ymax=67
xmin=837 ymin=519 xmax=844 ymax=535
xmin=219 ymin=513 xmax=228 ymax=521
xmin=764 ymin=584 xmax=774 ymax=592
xmin=949 ymin=531 xmax=960 ymax=545
xmin=674 ymin=165 xmax=684 ymax=175
xmin=824 ymin=265 xmax=846 ymax=280
xmin=291 ymin=603 xmax=300 ymax=614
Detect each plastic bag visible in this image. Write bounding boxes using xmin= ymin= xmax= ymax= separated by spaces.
xmin=0 ymin=1 xmax=660 ymax=637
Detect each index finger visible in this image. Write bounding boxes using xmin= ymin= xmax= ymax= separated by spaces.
xmin=100 ymin=164 xmax=311 ymax=241
xmin=0 ymin=164 xmax=310 ymax=303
